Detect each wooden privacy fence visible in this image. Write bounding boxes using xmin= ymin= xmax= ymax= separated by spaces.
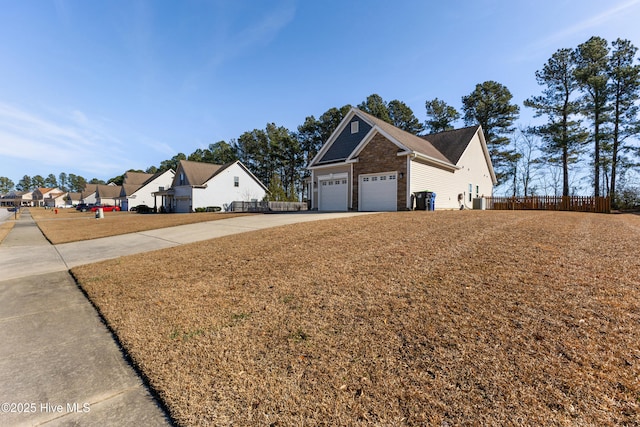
xmin=485 ymin=196 xmax=611 ymax=214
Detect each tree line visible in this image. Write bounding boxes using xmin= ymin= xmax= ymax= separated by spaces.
xmin=2 ymin=36 xmax=638 ymax=206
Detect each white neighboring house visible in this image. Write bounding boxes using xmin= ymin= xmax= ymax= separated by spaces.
xmin=32 ymin=188 xmax=63 ymax=207
xmin=43 ymin=190 xmax=69 ymax=208
xmin=158 ymin=160 xmax=267 ymax=213
xmin=118 ymin=169 xmax=175 ymax=211
xmin=307 ymin=108 xmax=497 ymax=211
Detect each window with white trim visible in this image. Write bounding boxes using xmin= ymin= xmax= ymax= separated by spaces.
xmin=469 ymin=184 xmax=473 ymax=202
xmin=234 ymin=176 xmax=239 ymax=187
xmin=351 ymin=121 xmax=359 ymax=134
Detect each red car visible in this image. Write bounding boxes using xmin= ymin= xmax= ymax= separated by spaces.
xmin=90 ymin=205 xmax=121 ymax=212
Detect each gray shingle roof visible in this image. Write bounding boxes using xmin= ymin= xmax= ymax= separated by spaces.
xmin=123 ymin=171 xmax=153 ymax=186
xmin=177 ymin=160 xmax=229 ymax=186
xmin=95 ymin=184 xmax=122 ymax=199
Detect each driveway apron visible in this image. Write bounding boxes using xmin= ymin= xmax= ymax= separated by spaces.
xmin=0 ymin=211 xmax=171 ymax=426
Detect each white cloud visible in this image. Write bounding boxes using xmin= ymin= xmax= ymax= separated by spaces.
xmin=531 ymin=0 xmax=640 ymax=53
xmin=0 ymin=103 xmax=125 ymax=179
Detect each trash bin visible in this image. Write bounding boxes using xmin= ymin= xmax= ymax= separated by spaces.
xmin=95 ymin=207 xmax=104 ymax=219
xmin=413 ymin=191 xmax=427 ymax=210
xmin=414 ymin=191 xmax=435 ymax=210
xmin=427 ymin=192 xmax=436 ymax=211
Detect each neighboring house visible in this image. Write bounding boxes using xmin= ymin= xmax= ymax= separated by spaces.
xmin=32 ymin=188 xmax=63 ymax=207
xmin=118 ymin=169 xmax=175 ymax=211
xmin=66 ymin=192 xmax=82 ymax=207
xmin=95 ymin=183 xmax=122 ymax=206
xmin=43 ymin=190 xmax=69 ymax=208
xmin=307 ymin=108 xmax=497 ymax=211
xmin=158 ymin=160 xmax=267 ymax=213
xmin=0 ymin=190 xmax=33 ymax=207
xmin=81 ymin=185 xmax=98 ymax=205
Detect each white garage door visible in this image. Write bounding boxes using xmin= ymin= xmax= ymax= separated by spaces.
xmin=360 ymin=172 xmax=397 ymax=211
xmin=319 ymin=178 xmax=348 ymax=211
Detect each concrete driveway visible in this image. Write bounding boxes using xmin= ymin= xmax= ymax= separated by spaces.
xmin=0 ymin=209 xmax=372 ymax=426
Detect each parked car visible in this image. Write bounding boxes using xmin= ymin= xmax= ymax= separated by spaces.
xmin=90 ymin=205 xmax=121 ymax=212
xmin=75 ymin=203 xmax=94 ymax=212
xmin=131 ymin=204 xmax=152 ymax=213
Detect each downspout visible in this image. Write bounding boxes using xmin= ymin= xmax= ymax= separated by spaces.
xmin=407 ymin=154 xmax=414 ymax=210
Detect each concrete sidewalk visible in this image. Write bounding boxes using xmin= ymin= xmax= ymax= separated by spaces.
xmin=0 ymin=211 xmax=172 ymax=426
xmin=0 ymin=209 xmax=371 ymax=426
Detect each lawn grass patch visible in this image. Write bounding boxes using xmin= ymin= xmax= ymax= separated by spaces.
xmin=0 ymin=221 xmax=15 ymax=243
xmin=72 ymin=211 xmax=640 ymax=426
xmin=29 ymin=207 xmax=252 ymax=244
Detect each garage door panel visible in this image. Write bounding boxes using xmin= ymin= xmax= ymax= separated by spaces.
xmin=319 ymin=178 xmax=347 ymax=211
xmin=360 ymin=173 xmax=397 ymax=211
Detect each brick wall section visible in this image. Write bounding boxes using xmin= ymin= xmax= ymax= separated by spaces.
xmin=352 ymin=133 xmax=408 ymax=211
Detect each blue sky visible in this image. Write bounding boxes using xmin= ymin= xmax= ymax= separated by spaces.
xmin=1 ymin=0 xmax=639 ymax=185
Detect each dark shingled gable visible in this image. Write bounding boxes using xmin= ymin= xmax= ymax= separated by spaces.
xmin=318 ymin=116 xmax=372 ymax=164
xmin=421 ymin=126 xmax=480 ymax=164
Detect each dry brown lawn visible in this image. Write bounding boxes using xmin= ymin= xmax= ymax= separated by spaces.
xmin=0 ymin=221 xmax=15 ymax=243
xmin=29 ymin=207 xmax=252 ymax=244
xmin=0 ymin=209 xmax=20 ymax=243
xmin=71 ymin=211 xmax=640 ymax=426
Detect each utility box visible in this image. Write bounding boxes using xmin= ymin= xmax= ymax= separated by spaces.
xmin=473 ymin=197 xmax=486 ymax=210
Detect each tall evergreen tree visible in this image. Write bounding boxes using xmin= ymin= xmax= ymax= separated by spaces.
xmin=45 ymin=173 xmax=58 ymax=188
xmin=388 ymin=100 xmax=423 ymax=134
xmin=424 ymin=98 xmax=460 ymax=133
xmin=524 ymin=48 xmax=588 ymax=196
xmin=266 ymin=123 xmax=302 ymax=198
xmin=0 ymin=177 xmax=14 ymax=193
xmin=16 ymin=175 xmax=31 ymax=191
xmin=574 ymin=36 xmax=611 ymax=197
xmin=462 ymin=81 xmax=520 ymax=184
xmin=31 ymin=175 xmax=45 ymax=189
xmin=206 ymin=141 xmax=238 ymax=164
xmin=235 ymin=129 xmax=271 ymax=186
xmin=58 ymin=172 xmax=68 ymax=191
xmin=608 ymin=38 xmax=640 ymax=205
xmin=357 ymin=94 xmax=391 ymax=123
xmin=297 ymin=105 xmax=351 ymax=170
xmin=67 ymin=174 xmax=87 ymax=192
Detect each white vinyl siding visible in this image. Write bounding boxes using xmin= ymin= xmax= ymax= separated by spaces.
xmin=409 ymin=131 xmax=494 ymax=210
